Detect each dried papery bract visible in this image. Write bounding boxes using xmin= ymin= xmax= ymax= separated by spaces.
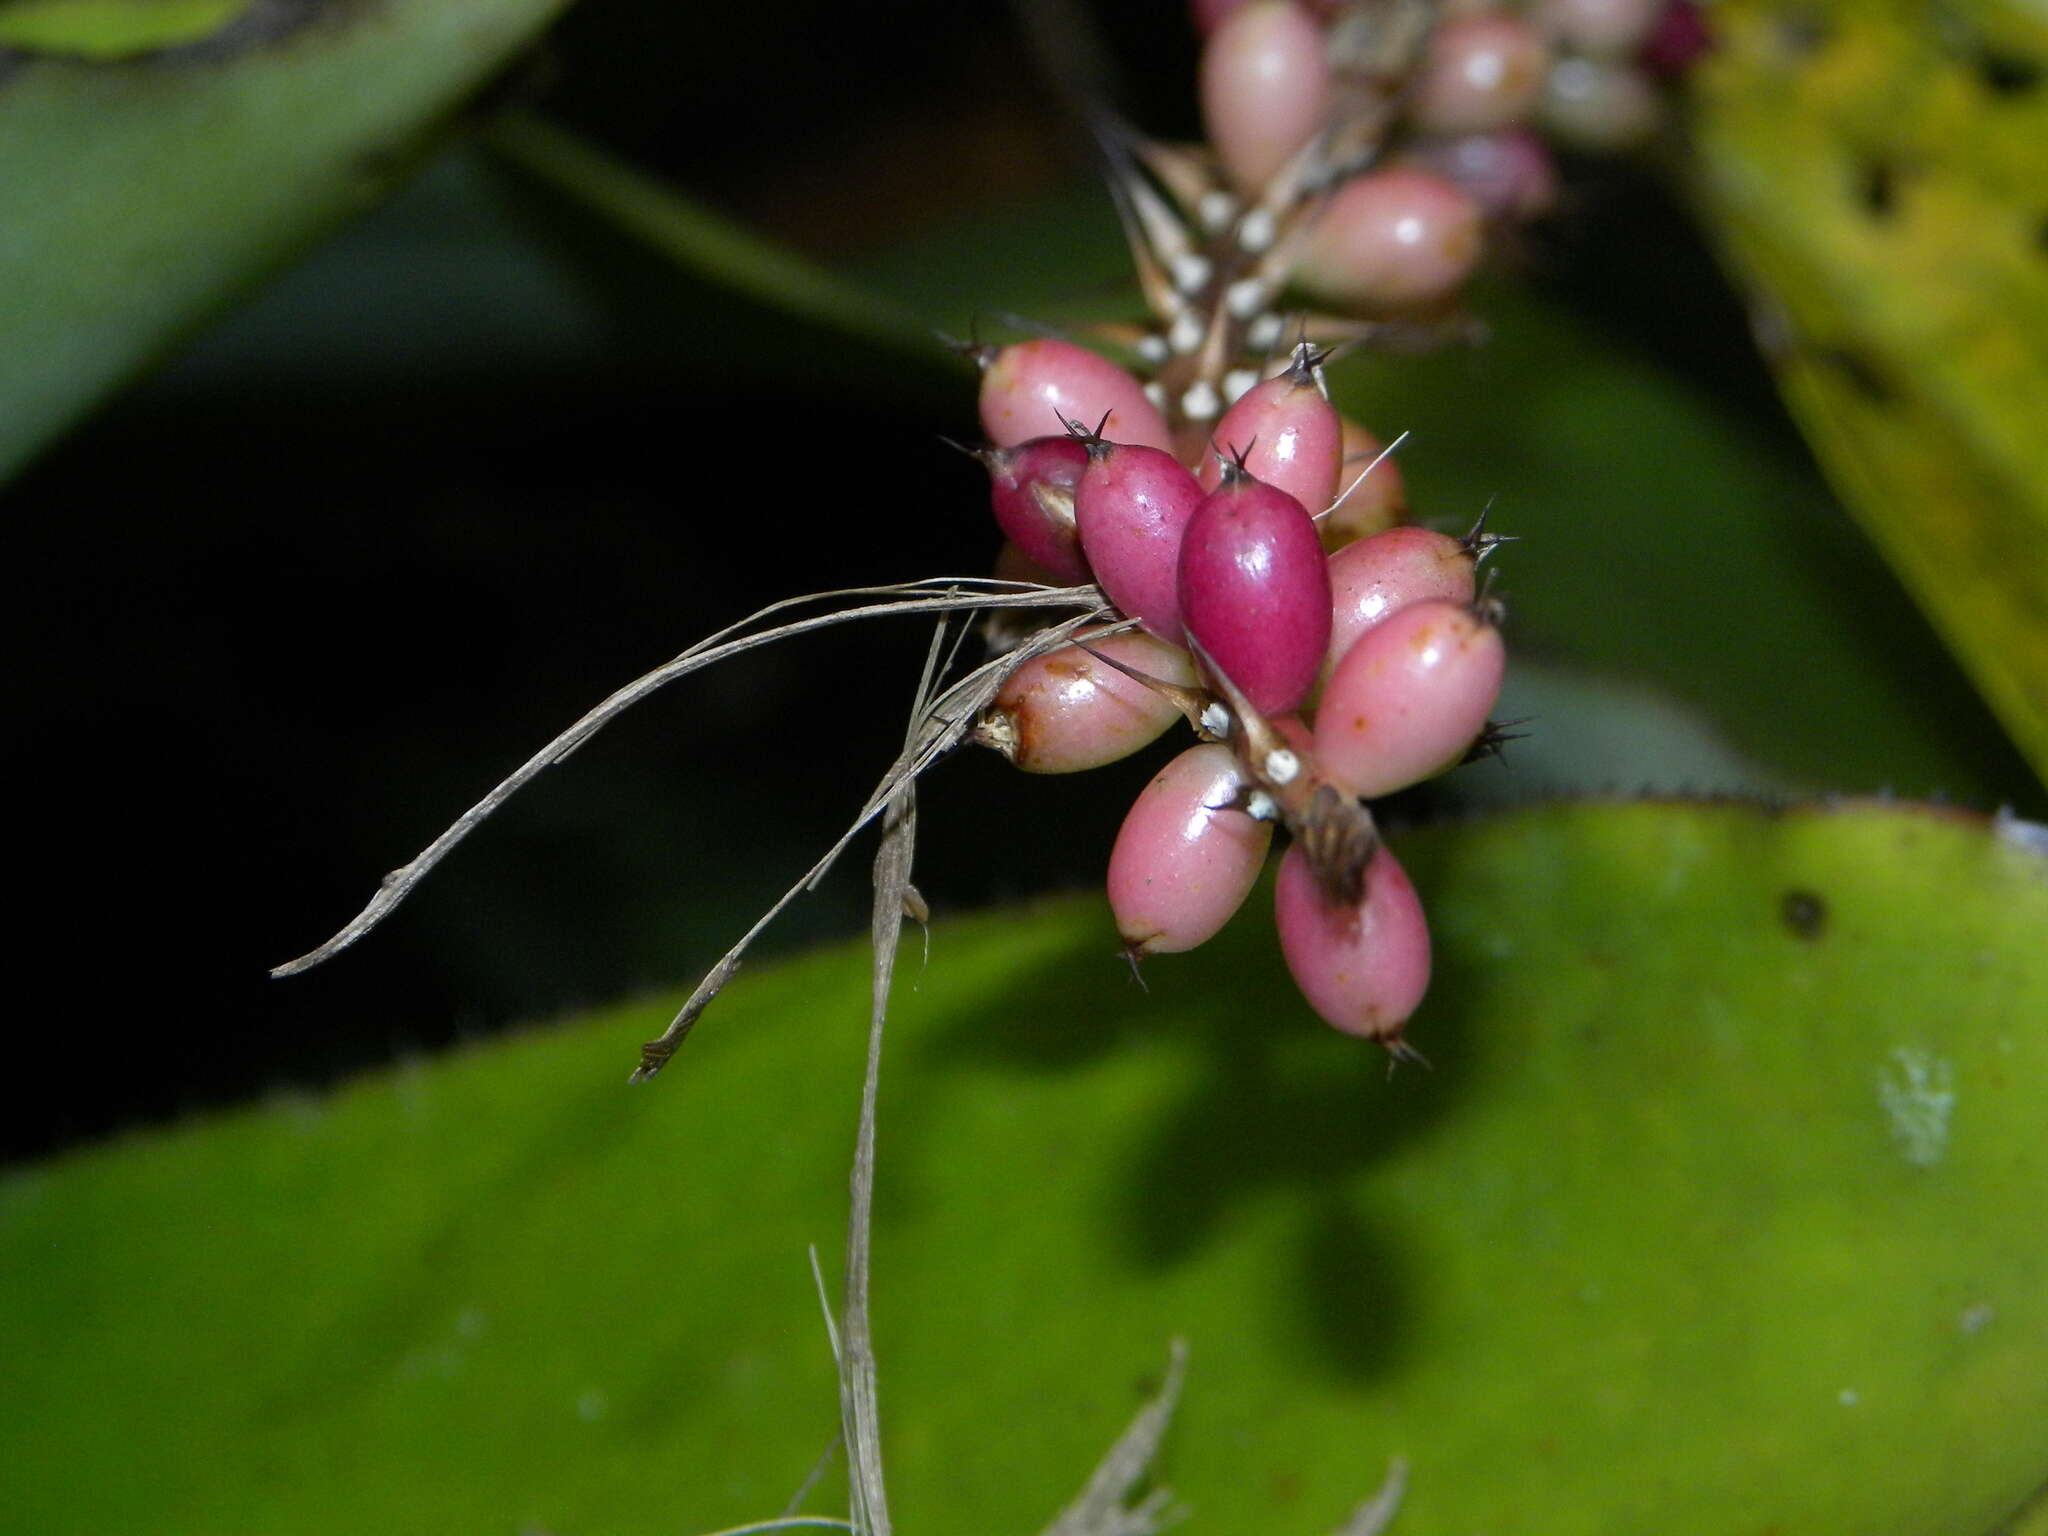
xmin=268 ymin=577 xmax=1118 ymax=1044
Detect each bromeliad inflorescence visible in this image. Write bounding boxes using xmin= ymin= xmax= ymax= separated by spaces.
xmin=277 ymin=0 xmax=1707 ymax=1072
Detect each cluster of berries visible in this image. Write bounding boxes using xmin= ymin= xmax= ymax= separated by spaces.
xmin=1199 ymin=0 xmax=1711 ymax=319
xmin=941 ymin=0 xmax=1707 ymax=1057
xmin=965 ymin=334 xmax=1504 ymax=1058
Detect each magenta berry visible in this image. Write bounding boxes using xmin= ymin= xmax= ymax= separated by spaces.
xmin=1314 ymin=598 xmax=1505 ymax=799
xmin=979 ymin=339 xmax=1174 ymax=454
xmin=1074 ymin=436 xmax=1207 ymax=641
xmin=1177 ymin=464 xmax=1332 ymax=716
xmin=1197 ymin=347 xmax=1343 ymax=519
xmin=1108 ymin=743 xmax=1273 ymax=957
xmin=1323 ymin=525 xmax=1476 ymax=679
xmin=978 ymin=629 xmax=1199 ymax=774
xmin=1411 ymin=12 xmax=1551 ymax=135
xmin=1298 ymin=166 xmax=1485 ymax=310
xmin=976 ymin=434 xmax=1091 ymax=585
xmin=1274 ymin=839 xmax=1431 ymax=1046
xmin=1199 ymin=0 xmax=1332 ymax=193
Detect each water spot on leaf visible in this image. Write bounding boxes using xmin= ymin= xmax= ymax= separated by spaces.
xmin=1877 ymin=1046 xmax=1955 ymax=1166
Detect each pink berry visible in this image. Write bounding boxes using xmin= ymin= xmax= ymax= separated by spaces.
xmin=1323 ymin=526 xmax=1476 ymax=678
xmin=1074 ymin=436 xmax=1207 ymax=641
xmin=1313 ymin=598 xmax=1505 ymax=799
xmin=1298 ymin=167 xmax=1485 ymax=310
xmin=1274 ymin=839 xmax=1431 ymax=1045
xmin=1200 ymin=0 xmax=1333 ymax=194
xmin=978 ymin=629 xmax=1199 ymax=774
xmin=1178 ymin=464 xmax=1332 ymax=716
xmin=1534 ymin=0 xmax=1662 ymax=57
xmin=1401 ymin=127 xmax=1559 ymax=219
xmin=974 ymin=435 xmax=1091 ymax=585
xmin=978 ymin=339 xmax=1174 ymax=454
xmin=1198 ymin=345 xmax=1343 ymax=520
xmin=1108 ymin=743 xmax=1273 ymax=957
xmin=1320 ymin=416 xmax=1409 ymax=552
xmin=1411 ymin=12 xmax=1551 ymax=134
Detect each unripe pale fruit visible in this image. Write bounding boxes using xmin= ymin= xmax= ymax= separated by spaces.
xmin=979 ymin=339 xmax=1175 ymax=454
xmin=1074 ymin=438 xmax=1207 ymax=641
xmin=1541 ymin=54 xmax=1663 ymax=149
xmin=1178 ymin=466 xmax=1332 ymax=716
xmin=978 ymin=629 xmax=1199 ymax=774
xmin=1274 ymin=839 xmax=1431 ymax=1044
xmin=1197 ymin=348 xmax=1343 ymax=519
xmin=1314 ymin=598 xmax=1505 ymax=799
xmin=1200 ymin=0 xmax=1333 ymax=194
xmin=1323 ymin=525 xmax=1476 ymax=678
xmin=1109 ymin=743 xmax=1273 ymax=956
xmin=976 ymin=435 xmax=1091 ymax=585
xmin=1298 ymin=167 xmax=1485 ymax=310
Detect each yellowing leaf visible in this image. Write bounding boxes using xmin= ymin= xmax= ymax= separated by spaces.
xmin=1686 ymin=0 xmax=2048 ymax=790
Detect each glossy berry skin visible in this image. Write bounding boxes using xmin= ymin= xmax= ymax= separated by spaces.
xmin=978 ymin=435 xmax=1091 ymax=585
xmin=979 ymin=339 xmax=1175 ymax=454
xmin=1075 ymin=440 xmax=1207 ymax=641
xmin=1178 ymin=468 xmax=1332 ymax=716
xmin=1323 ymin=525 xmax=1476 ymax=678
xmin=1411 ymin=12 xmax=1551 ymax=135
xmin=1274 ymin=840 xmax=1431 ymax=1044
xmin=1198 ymin=359 xmax=1343 ymax=520
xmin=978 ymin=629 xmax=1199 ymax=774
xmin=1109 ymin=743 xmax=1273 ymax=957
xmin=1298 ymin=166 xmax=1485 ymax=310
xmin=1200 ymin=0 xmax=1332 ymax=193
xmin=1314 ymin=598 xmax=1504 ymax=799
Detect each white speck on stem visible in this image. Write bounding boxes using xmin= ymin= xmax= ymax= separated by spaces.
xmin=1838 ymin=1387 xmax=1860 ymax=1407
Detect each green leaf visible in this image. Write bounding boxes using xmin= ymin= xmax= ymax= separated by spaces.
xmin=0 ymin=0 xmax=576 ymax=482
xmin=7 ymin=800 xmax=2046 ymax=1532
xmin=1684 ymin=0 xmax=2048 ymax=792
xmin=0 ymin=0 xmax=249 ymax=57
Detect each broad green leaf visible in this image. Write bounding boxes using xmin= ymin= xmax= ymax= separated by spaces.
xmin=7 ymin=800 xmax=2046 ymax=1533
xmin=1685 ymin=0 xmax=2048 ymax=791
xmin=0 ymin=0 xmax=576 ymax=481
xmin=0 ymin=0 xmax=247 ymax=57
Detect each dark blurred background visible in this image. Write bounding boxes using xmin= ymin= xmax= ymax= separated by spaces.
xmin=4 ymin=0 xmax=2027 ymax=1162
